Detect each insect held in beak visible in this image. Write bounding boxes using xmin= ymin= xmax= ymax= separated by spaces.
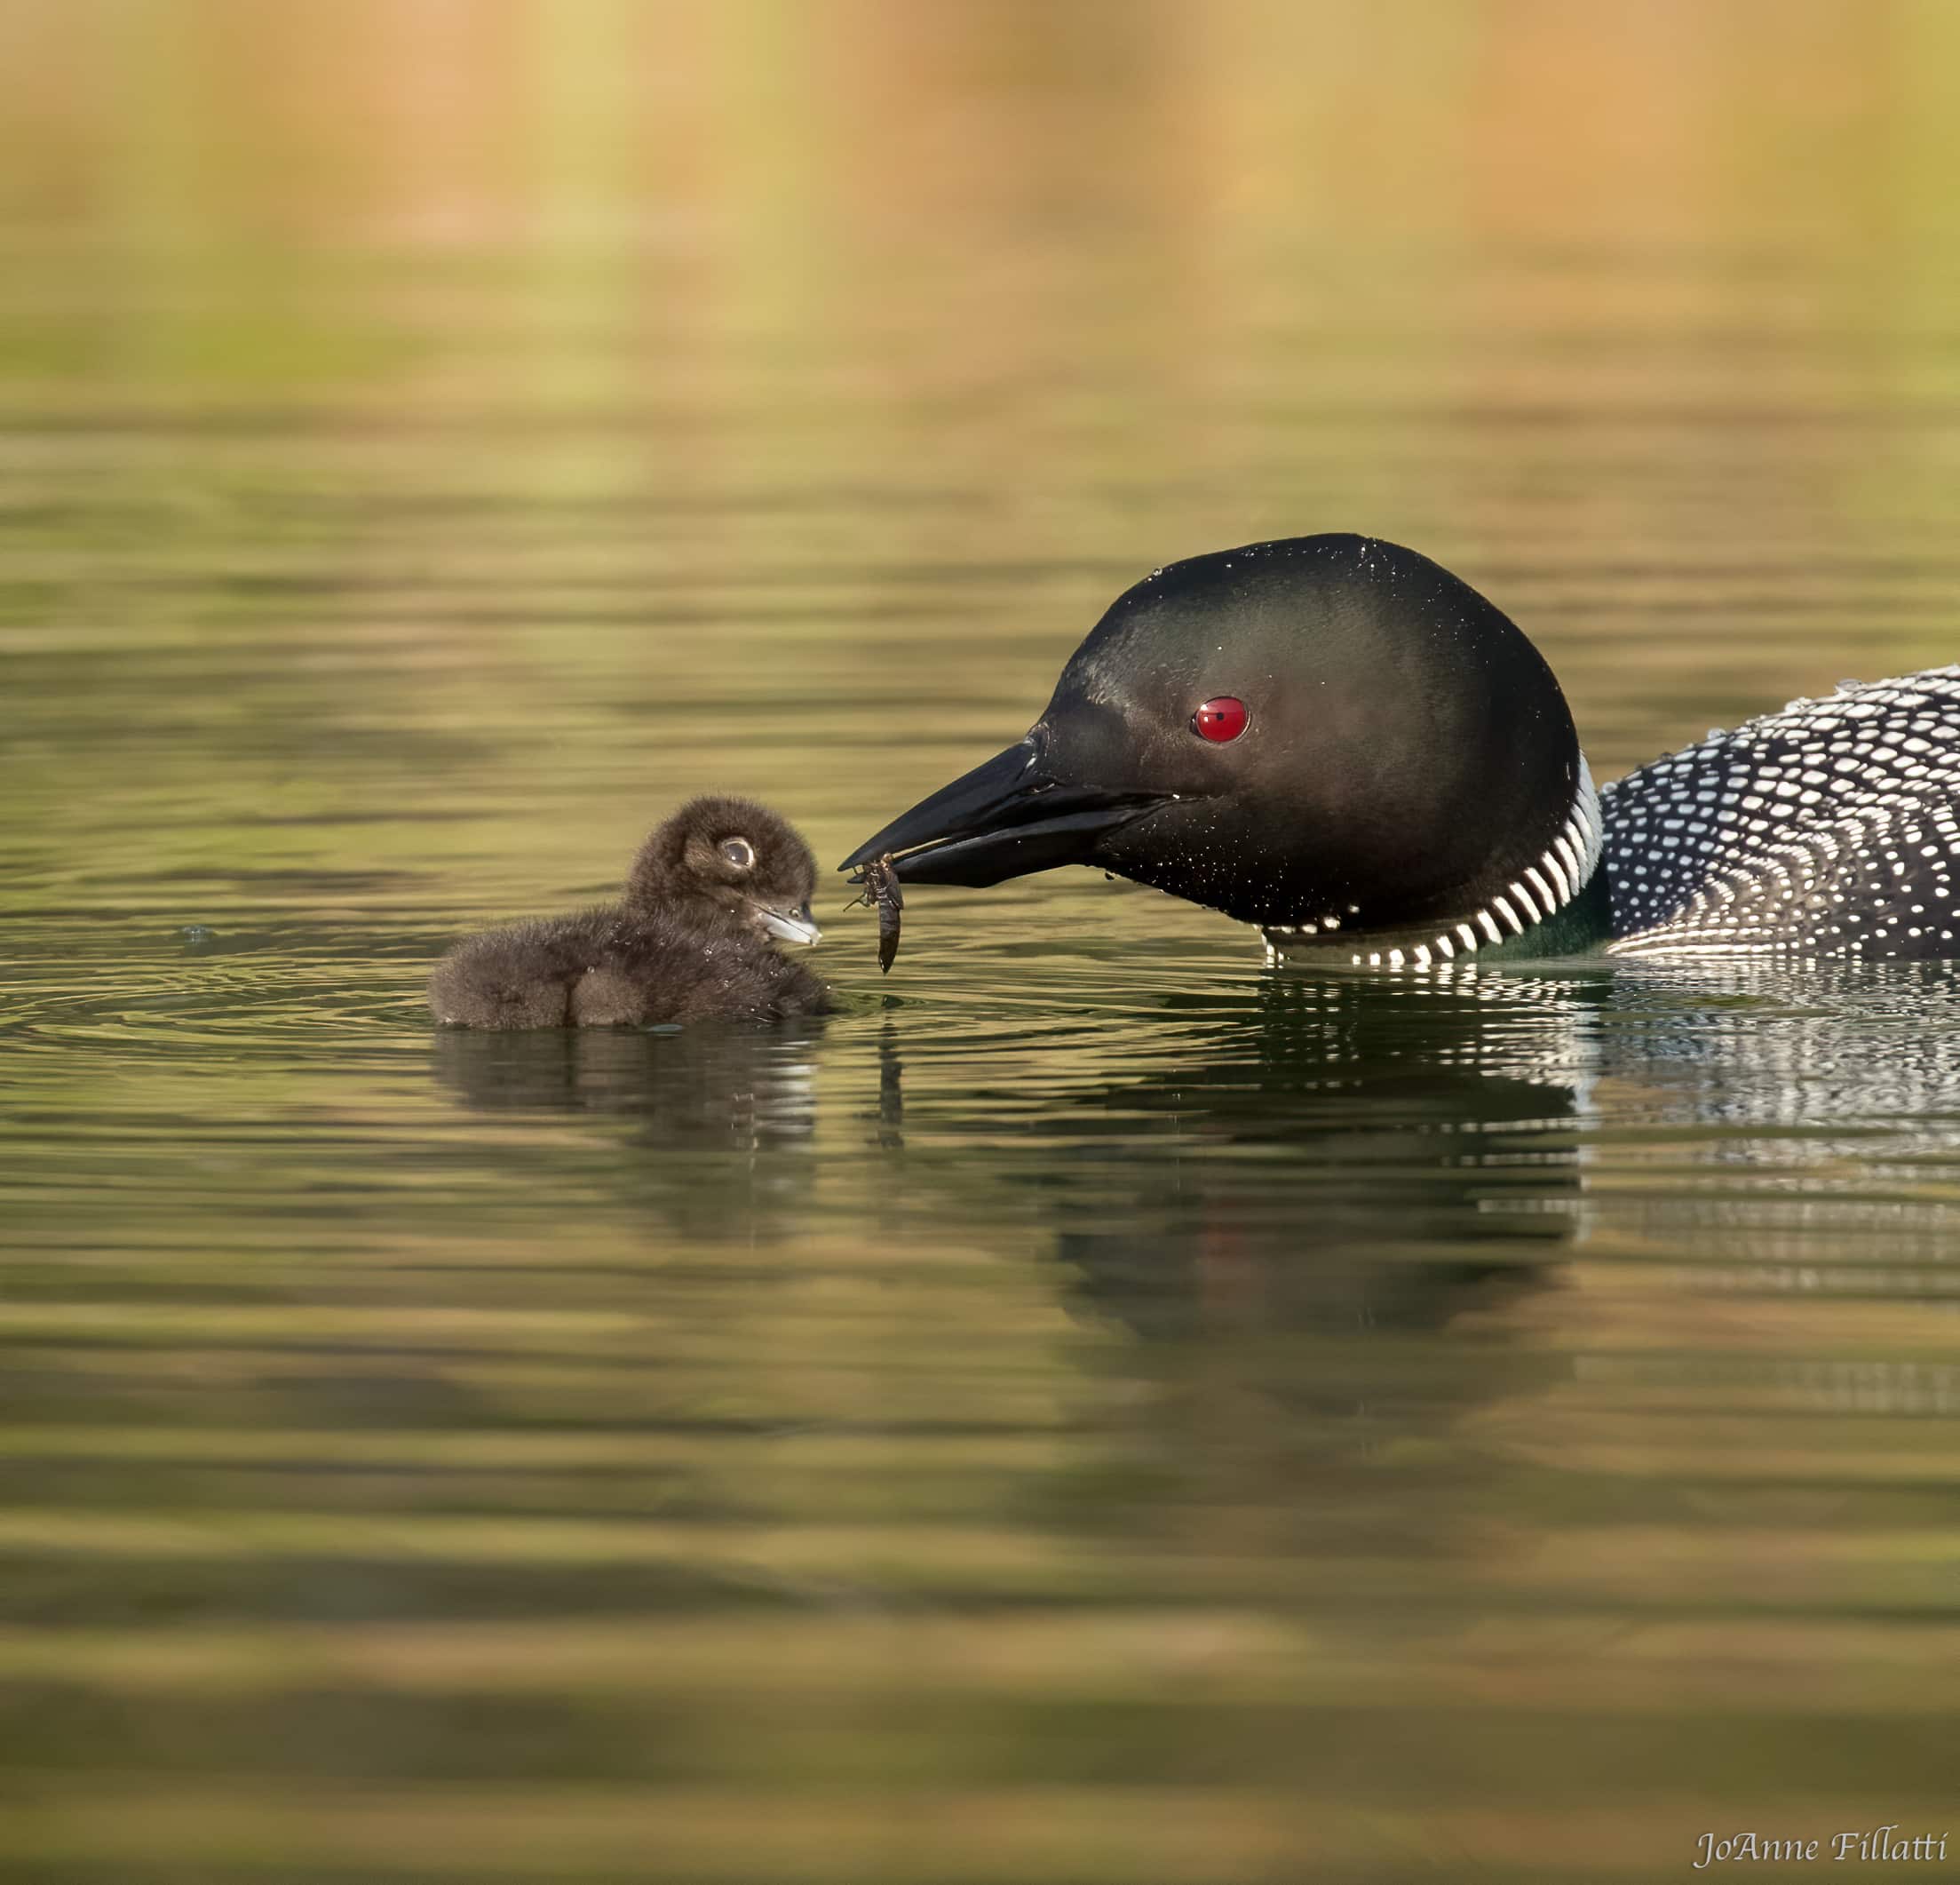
xmin=847 ymin=854 xmax=904 ymax=974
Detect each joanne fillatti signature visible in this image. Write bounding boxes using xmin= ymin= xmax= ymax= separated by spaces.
xmin=1694 ymin=1827 xmax=1948 ymax=1868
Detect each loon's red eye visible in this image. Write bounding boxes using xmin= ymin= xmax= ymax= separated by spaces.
xmin=1191 ymin=696 xmax=1249 ymax=742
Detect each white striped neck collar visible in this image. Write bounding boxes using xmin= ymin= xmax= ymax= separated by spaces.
xmin=1261 ymin=759 xmax=1605 ymax=970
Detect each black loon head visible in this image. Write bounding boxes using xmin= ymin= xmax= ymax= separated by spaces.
xmin=844 ymin=535 xmax=1597 ymax=946
xmin=629 ymin=795 xmax=822 ymax=946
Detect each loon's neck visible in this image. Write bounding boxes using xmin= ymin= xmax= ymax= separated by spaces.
xmin=1263 ymin=759 xmax=1609 ymax=968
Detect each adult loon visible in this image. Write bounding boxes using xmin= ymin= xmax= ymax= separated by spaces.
xmin=431 ymin=796 xmax=831 ymax=1027
xmin=843 ymin=535 xmax=1960 ymax=966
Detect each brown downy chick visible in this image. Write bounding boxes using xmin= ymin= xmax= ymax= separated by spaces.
xmin=621 ymin=795 xmax=821 ymax=945
xmin=429 ymin=796 xmax=832 ymax=1030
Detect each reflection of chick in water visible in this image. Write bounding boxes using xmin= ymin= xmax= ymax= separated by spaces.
xmin=432 ymin=1022 xmax=823 ymax=1242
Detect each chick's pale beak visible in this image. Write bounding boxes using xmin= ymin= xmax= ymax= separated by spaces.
xmin=760 ymin=903 xmax=822 ymax=946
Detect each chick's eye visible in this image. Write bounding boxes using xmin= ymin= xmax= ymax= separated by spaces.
xmin=720 ymin=838 xmax=755 ymax=869
xmin=1191 ymin=696 xmax=1249 ymax=743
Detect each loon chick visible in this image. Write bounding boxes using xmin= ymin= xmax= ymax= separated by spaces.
xmin=842 ymin=535 xmax=1960 ymax=966
xmin=431 ymin=796 xmax=830 ymax=1027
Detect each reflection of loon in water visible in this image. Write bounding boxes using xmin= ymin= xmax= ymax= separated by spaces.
xmin=1023 ymin=969 xmax=1604 ymax=1343
xmin=996 ymin=962 xmax=1960 ymax=1447
xmin=1032 ymin=961 xmax=1960 ymax=1348
xmin=1592 ymin=962 xmax=1960 ymax=1278
xmin=1603 ymin=961 xmax=1960 ymax=1129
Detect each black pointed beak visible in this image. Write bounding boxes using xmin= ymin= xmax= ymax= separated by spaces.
xmin=840 ymin=737 xmax=1172 ymax=887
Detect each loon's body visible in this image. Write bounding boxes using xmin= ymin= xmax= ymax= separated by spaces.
xmin=843 ymin=535 xmax=1960 ymax=967
xmin=1599 ymin=674 xmax=1960 ymax=961
xmin=431 ymin=797 xmax=830 ymax=1028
